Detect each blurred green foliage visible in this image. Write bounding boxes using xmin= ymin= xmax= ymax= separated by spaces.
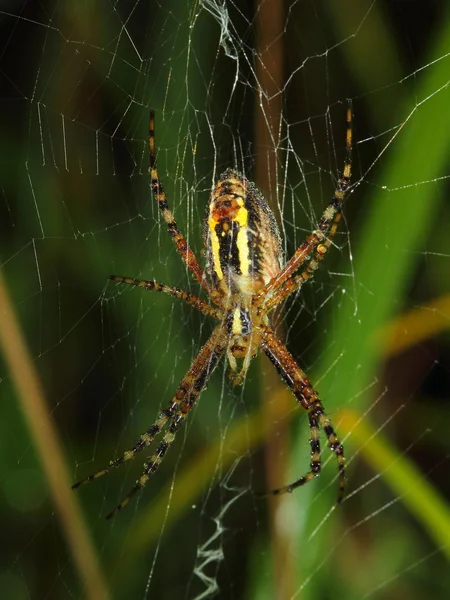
xmin=1 ymin=1 xmax=450 ymax=599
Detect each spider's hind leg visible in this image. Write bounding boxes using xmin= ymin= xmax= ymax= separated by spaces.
xmin=312 ymin=400 xmax=346 ymax=503
xmin=73 ymin=326 xmax=226 ymax=519
xmin=72 ymin=409 xmax=173 ymax=490
xmin=261 ymin=326 xmax=346 ymax=504
xmin=104 ymin=326 xmax=226 ymax=518
xmin=270 ymin=401 xmax=345 ymax=503
xmin=270 ymin=411 xmax=322 ymax=496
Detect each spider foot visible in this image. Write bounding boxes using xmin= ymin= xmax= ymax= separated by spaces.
xmin=269 ymin=471 xmax=320 ymax=497
xmin=72 ymin=461 xmax=117 ymax=490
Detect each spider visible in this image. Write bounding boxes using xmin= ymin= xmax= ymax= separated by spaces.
xmin=73 ymin=105 xmax=352 ymax=519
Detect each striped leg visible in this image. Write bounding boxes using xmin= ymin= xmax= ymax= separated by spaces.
xmin=261 ymin=326 xmax=346 ymax=503
xmin=149 ymin=110 xmax=219 ymax=303
xmin=72 ymin=326 xmax=225 ymax=503
xmin=254 ymin=103 xmax=352 ymax=307
xmin=263 ymin=210 xmax=343 ymax=312
xmin=72 ymin=409 xmax=172 ymax=490
xmin=104 ymin=326 xmax=226 ymax=519
xmin=109 ymin=275 xmax=221 ymax=320
xmin=271 ymin=412 xmax=322 ymax=495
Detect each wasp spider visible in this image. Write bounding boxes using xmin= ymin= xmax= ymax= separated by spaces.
xmin=73 ymin=105 xmax=353 ymax=518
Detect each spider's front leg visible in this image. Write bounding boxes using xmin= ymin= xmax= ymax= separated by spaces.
xmin=253 ymin=103 xmax=353 ymax=308
xmin=261 ymin=326 xmax=346 ymax=503
xmin=148 ymin=110 xmax=219 ymax=304
xmin=109 ymin=275 xmax=221 ymax=320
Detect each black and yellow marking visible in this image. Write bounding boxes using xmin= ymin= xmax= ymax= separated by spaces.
xmin=226 ymin=305 xmax=252 ymax=337
xmin=206 ymin=168 xmax=282 ymax=295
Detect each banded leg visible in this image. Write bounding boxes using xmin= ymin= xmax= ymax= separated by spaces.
xmin=271 ymin=412 xmax=322 ymax=495
xmin=261 ymin=326 xmax=345 ymax=503
xmin=149 ymin=110 xmax=219 ymax=303
xmin=254 ymin=103 xmax=352 ymax=307
xmin=72 ymin=408 xmax=172 ymax=490
xmin=109 ymin=275 xmax=222 ymax=320
xmin=263 ymin=210 xmax=343 ymax=312
xmin=72 ymin=326 xmax=225 ymax=501
xmin=104 ymin=326 xmax=226 ymax=519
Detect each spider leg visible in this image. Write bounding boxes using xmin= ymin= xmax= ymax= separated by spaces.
xmin=104 ymin=326 xmax=226 ymax=519
xmin=149 ymin=110 xmax=219 ymax=303
xmin=73 ymin=325 xmax=225 ymax=494
xmin=261 ymin=326 xmax=345 ymax=503
xmin=269 ymin=411 xmax=321 ymax=495
xmin=254 ymin=103 xmax=352 ymax=307
xmin=109 ymin=275 xmax=222 ymax=320
xmin=71 ymin=408 xmax=171 ymax=490
xmin=263 ymin=209 xmax=343 ymax=312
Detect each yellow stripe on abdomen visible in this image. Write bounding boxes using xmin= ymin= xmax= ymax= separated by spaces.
xmin=235 ymin=206 xmax=249 ymax=276
xmin=208 ymin=215 xmax=224 ymax=280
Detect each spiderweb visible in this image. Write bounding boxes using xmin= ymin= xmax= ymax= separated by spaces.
xmin=1 ymin=1 xmax=450 ymax=599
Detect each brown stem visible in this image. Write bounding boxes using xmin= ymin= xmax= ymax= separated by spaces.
xmin=255 ymin=2 xmax=296 ymax=598
xmin=0 ymin=272 xmax=109 ymax=600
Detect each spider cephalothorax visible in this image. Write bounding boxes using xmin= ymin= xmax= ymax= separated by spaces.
xmin=73 ymin=106 xmax=352 ymax=518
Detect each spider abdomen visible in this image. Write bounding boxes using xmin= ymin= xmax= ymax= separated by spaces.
xmin=205 ymin=169 xmax=283 ymax=297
